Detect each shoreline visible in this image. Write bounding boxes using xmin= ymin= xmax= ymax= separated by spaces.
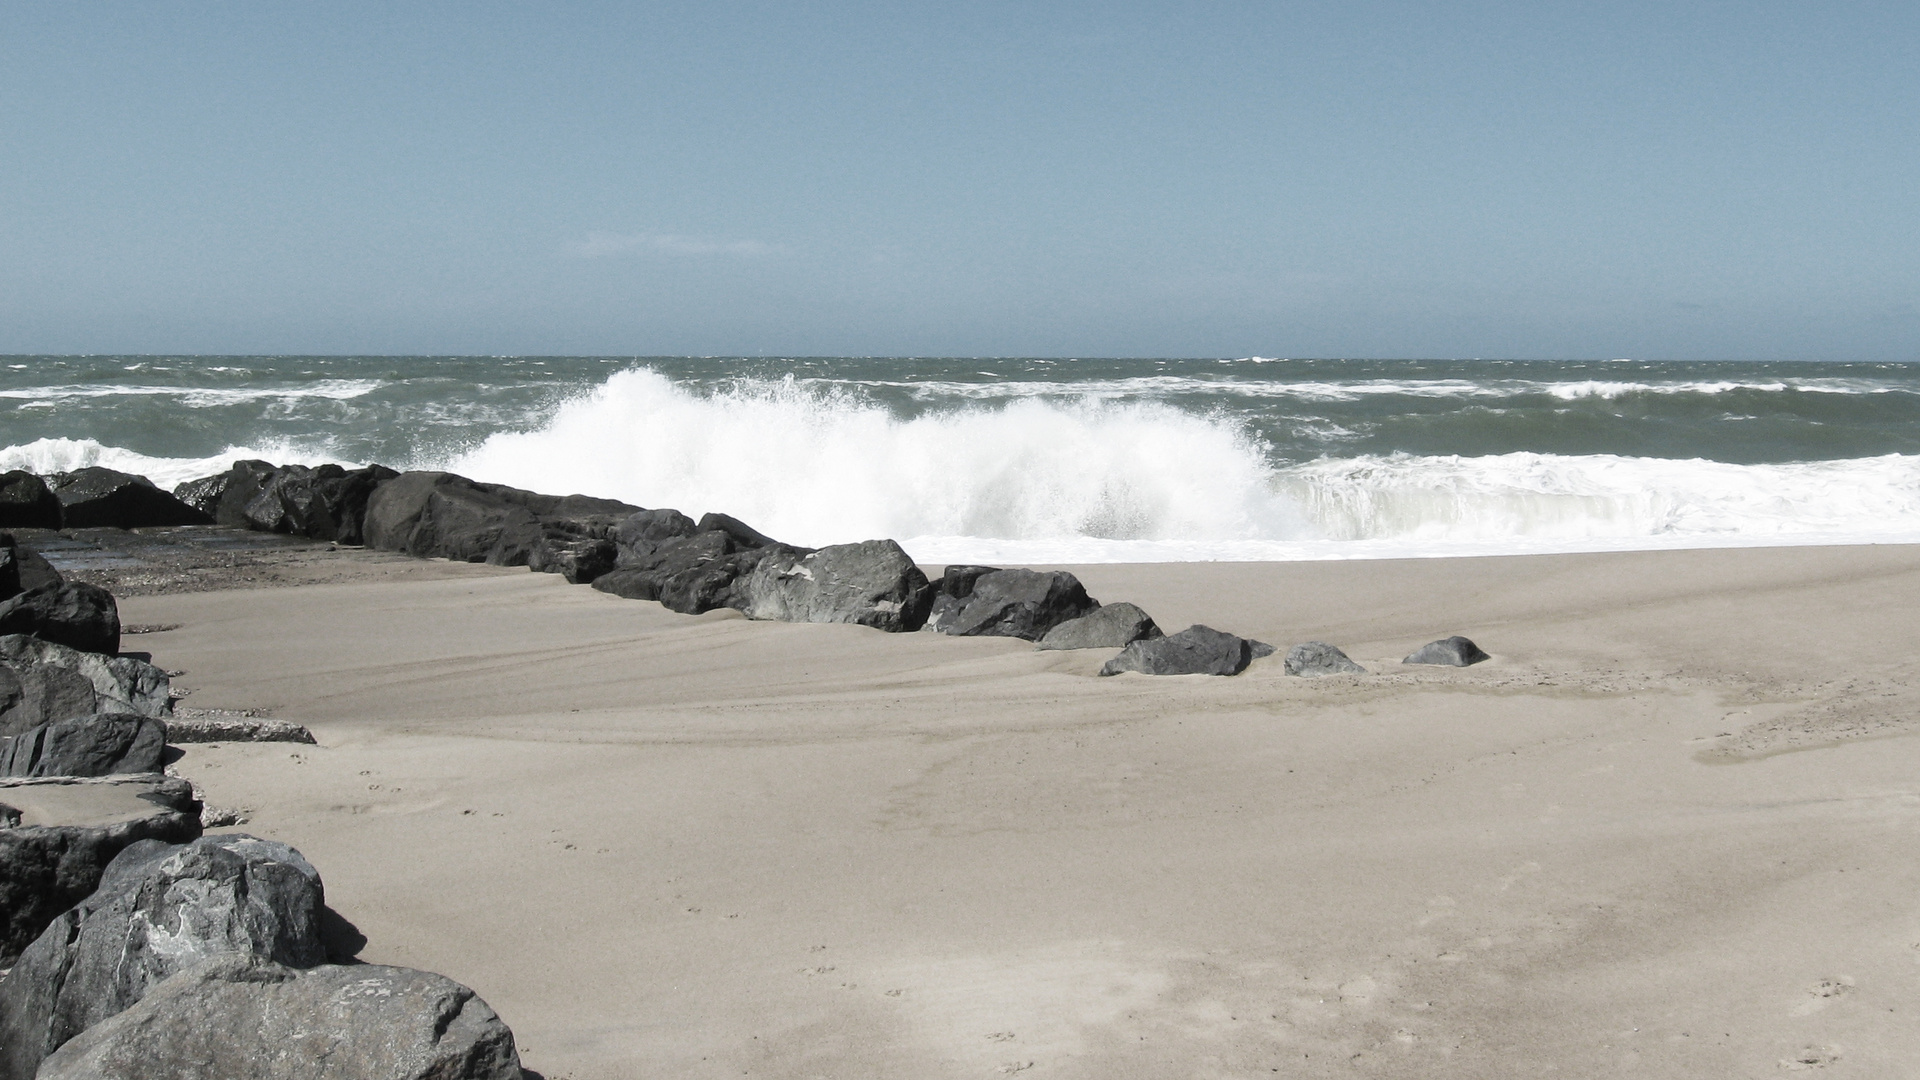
xmin=102 ymin=540 xmax=1920 ymax=1077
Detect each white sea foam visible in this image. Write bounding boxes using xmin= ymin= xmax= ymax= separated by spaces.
xmin=442 ymin=368 xmax=1920 ymax=562
xmin=0 ymin=380 xmax=383 ymax=407
xmin=818 ymin=375 xmax=1902 ymax=403
xmin=0 ymin=438 xmax=344 ymax=490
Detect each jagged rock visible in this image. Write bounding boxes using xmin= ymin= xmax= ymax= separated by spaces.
xmin=0 ymin=636 xmax=169 ymax=739
xmin=593 ymin=527 xmax=807 ymax=615
xmin=34 ymin=955 xmax=523 ymax=1080
xmin=362 ymin=471 xmax=637 ymax=565
xmin=529 ymin=534 xmax=619 ymax=584
xmin=0 ymin=536 xmax=16 ymax=601
xmin=1036 ymin=602 xmax=1161 ymax=650
xmin=171 ymin=472 xmax=231 ymax=516
xmin=1283 ymin=641 xmax=1366 ymax=677
xmin=0 ymin=775 xmax=201 ymax=968
xmin=0 ymin=713 xmax=165 ymax=777
xmin=0 ymin=473 xmax=62 ymax=530
xmin=178 ymin=461 xmax=402 ymax=545
xmin=10 ymin=539 xmax=63 ymax=594
xmin=739 ymin=540 xmax=933 ymax=632
xmin=695 ymin=511 xmax=781 ymax=550
xmin=0 ymin=582 xmax=120 ymax=655
xmin=1403 ymin=635 xmax=1490 ymax=667
xmin=615 ymin=508 xmax=699 ymax=554
xmin=1099 ymin=624 xmax=1257 ymax=676
xmin=922 ymin=565 xmax=999 ymax=631
xmin=930 ymin=568 xmax=1100 ymax=641
xmin=0 ymin=834 xmax=326 ymax=1080
xmin=45 ymin=468 xmax=211 ymax=529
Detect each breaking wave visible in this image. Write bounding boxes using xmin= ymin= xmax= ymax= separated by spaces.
xmin=442 ymin=368 xmax=1920 ymax=561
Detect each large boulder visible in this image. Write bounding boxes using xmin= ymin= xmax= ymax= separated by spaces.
xmin=1403 ymin=636 xmax=1491 ymax=667
xmin=1099 ymin=624 xmax=1259 ymax=677
xmin=0 ymin=775 xmax=201 ymax=968
xmin=0 ymin=472 xmax=62 ymax=530
xmin=0 ymin=582 xmax=120 ymax=655
xmin=181 ymin=461 xmax=402 ymax=545
xmin=929 ymin=568 xmax=1100 ymax=641
xmin=528 ymin=532 xmax=619 ymax=585
xmin=739 ymin=540 xmax=934 ymax=632
xmin=35 ymin=955 xmax=522 ymax=1080
xmin=363 ymin=471 xmax=637 ymax=565
xmin=0 ymin=636 xmax=169 ymax=739
xmin=0 ymin=713 xmax=166 ymax=778
xmin=595 ymin=518 xmax=808 ymax=615
xmin=7 ymin=537 xmax=63 ymax=594
xmin=1036 ymin=602 xmax=1161 ymax=651
xmin=1283 ymin=641 xmax=1366 ymax=677
xmin=922 ymin=565 xmax=999 ymax=631
xmin=45 ymin=468 xmax=211 ymax=529
xmin=0 ymin=834 xmax=326 ymax=1080
xmin=0 ymin=536 xmax=16 ymax=601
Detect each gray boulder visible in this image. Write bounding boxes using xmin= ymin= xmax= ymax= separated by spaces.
xmin=1403 ymin=635 xmax=1491 ymax=667
xmin=615 ymin=508 xmax=699 ymax=553
xmin=929 ymin=568 xmax=1100 ymax=641
xmin=1099 ymin=624 xmax=1257 ymax=676
xmin=0 ymin=473 xmax=62 ymax=530
xmin=922 ymin=565 xmax=1000 ymax=631
xmin=0 ymin=833 xmax=327 ymax=1080
xmin=594 ymin=526 xmax=807 ymax=615
xmin=0 ymin=636 xmax=170 ymax=739
xmin=1036 ymin=602 xmax=1161 ymax=650
xmin=46 ymin=468 xmax=210 ymax=529
xmin=35 ymin=955 xmax=522 ymax=1080
xmin=0 ymin=582 xmax=120 ymax=655
xmin=363 ymin=470 xmax=637 ymax=565
xmin=0 ymin=533 xmax=63 ymax=600
xmin=0 ymin=775 xmax=201 ymax=968
xmin=1283 ymin=641 xmax=1366 ymax=677
xmin=190 ymin=461 xmax=402 ymax=545
xmin=0 ymin=536 xmax=16 ymax=601
xmin=0 ymin=713 xmax=166 ymax=778
xmin=528 ymin=534 xmax=618 ymax=584
xmin=740 ymin=540 xmax=934 ymax=632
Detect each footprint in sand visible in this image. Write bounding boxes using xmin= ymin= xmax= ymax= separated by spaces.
xmin=1792 ymin=976 xmax=1854 ymax=1015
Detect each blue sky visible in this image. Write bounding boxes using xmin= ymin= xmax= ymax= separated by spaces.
xmin=2 ymin=1 xmax=1915 ymax=358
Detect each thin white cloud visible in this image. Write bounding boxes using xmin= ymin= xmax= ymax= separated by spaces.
xmin=570 ymin=232 xmax=783 ymax=258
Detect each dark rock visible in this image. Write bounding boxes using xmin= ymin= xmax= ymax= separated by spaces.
xmin=11 ymin=540 xmax=63 ymax=594
xmin=0 ymin=833 xmax=326 ymax=1080
xmin=46 ymin=468 xmax=211 ymax=529
xmin=0 ymin=713 xmax=165 ymax=777
xmin=528 ymin=535 xmax=618 ymax=584
xmin=1283 ymin=641 xmax=1366 ymax=677
xmin=34 ymin=955 xmax=523 ymax=1080
xmin=1403 ymin=635 xmax=1491 ymax=667
xmin=170 ymin=472 xmax=231 ymax=517
xmin=0 ymin=636 xmax=171 ymax=739
xmin=1036 ymin=602 xmax=1162 ymax=650
xmin=0 ymin=775 xmax=201 ymax=968
xmin=929 ymin=568 xmax=1100 ymax=641
xmin=592 ymin=529 xmax=803 ymax=615
xmin=0 ymin=582 xmax=121 ymax=655
xmin=924 ymin=565 xmax=996 ymax=632
xmin=695 ymin=511 xmax=781 ymax=550
xmin=363 ymin=471 xmax=637 ymax=565
xmin=0 ymin=536 xmax=17 ymax=601
xmin=739 ymin=540 xmax=934 ymax=632
xmin=616 ymin=508 xmax=699 ymax=552
xmin=1249 ymin=640 xmax=1276 ymax=659
xmin=0 ymin=472 xmax=62 ymax=530
xmin=188 ymin=461 xmax=401 ymax=545
xmin=1099 ymin=624 xmax=1257 ymax=676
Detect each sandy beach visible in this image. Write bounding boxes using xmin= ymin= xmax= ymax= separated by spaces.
xmin=119 ymin=544 xmax=1920 ymax=1079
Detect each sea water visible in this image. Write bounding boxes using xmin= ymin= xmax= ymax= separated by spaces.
xmin=4 ymin=354 xmax=1920 ymax=564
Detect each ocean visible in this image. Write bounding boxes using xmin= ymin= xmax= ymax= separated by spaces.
xmin=5 ymin=354 xmax=1920 ymax=564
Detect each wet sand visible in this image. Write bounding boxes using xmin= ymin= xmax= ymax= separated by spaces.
xmin=118 ymin=544 xmax=1920 ymax=1079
